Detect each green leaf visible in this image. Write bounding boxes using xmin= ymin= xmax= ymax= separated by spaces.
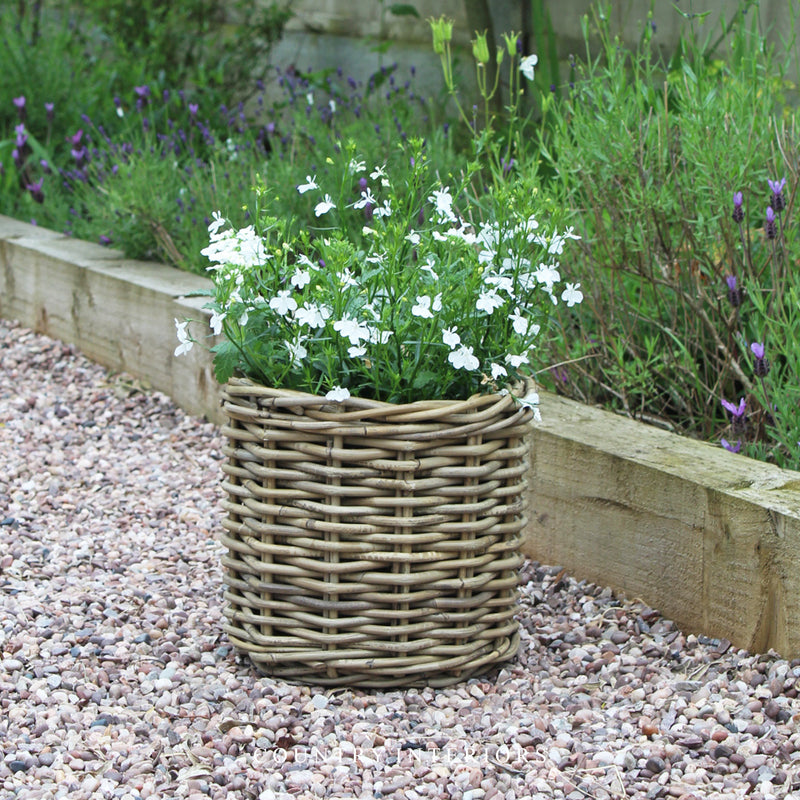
xmin=412 ymin=369 xmax=438 ymax=393
xmin=388 ymin=4 xmax=420 ymax=17
xmin=211 ymin=340 xmax=240 ymax=385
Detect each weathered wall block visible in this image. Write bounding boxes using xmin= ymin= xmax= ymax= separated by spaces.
xmin=525 ymin=393 xmax=800 ymax=657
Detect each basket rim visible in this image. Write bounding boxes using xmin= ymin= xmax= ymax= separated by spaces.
xmin=223 ymin=376 xmax=534 ymax=425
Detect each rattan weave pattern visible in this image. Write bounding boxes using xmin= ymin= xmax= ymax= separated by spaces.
xmin=219 ymin=377 xmax=533 ymax=687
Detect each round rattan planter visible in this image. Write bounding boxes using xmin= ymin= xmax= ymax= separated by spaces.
xmin=219 ymin=377 xmax=533 ymax=688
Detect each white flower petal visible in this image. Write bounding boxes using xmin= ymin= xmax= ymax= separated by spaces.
xmin=325 ymin=386 xmax=351 ymax=402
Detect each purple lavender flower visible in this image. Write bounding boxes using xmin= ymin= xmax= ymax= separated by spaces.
xmin=725 ymin=275 xmax=742 ymax=307
xmin=765 ymin=206 xmax=777 ymax=239
xmin=732 ymin=191 xmax=744 ymax=223
xmin=768 ymin=177 xmax=786 ymax=212
xmin=750 ymin=341 xmax=769 ymax=377
xmin=721 ymin=438 xmax=742 ymax=453
xmin=44 ymin=102 xmax=54 ymax=122
xmin=188 ymin=103 xmax=199 ymax=118
xmin=721 ymin=397 xmax=746 ymax=419
xmin=26 ymin=180 xmax=44 ymax=204
xmin=67 ymin=130 xmax=83 ymax=146
xmin=13 ymin=95 xmax=26 ymax=121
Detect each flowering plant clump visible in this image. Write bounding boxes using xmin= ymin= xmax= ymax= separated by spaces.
xmin=176 ymin=137 xmax=582 ymax=406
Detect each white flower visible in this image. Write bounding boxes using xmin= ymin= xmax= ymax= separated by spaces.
xmin=518 ymin=390 xmax=542 ymax=422
xmin=519 ymin=215 xmax=539 ymax=239
xmin=478 ymin=221 xmax=501 ymax=251
xmin=448 ymin=345 xmax=480 ymax=371
xmin=285 ymin=338 xmax=308 ymax=364
xmin=432 ymin=293 xmax=443 ymax=312
xmin=365 ymin=252 xmax=386 ymax=266
xmin=201 ymin=225 xmax=268 ymax=269
xmin=442 ymin=327 xmax=461 ymax=348
xmin=348 ymin=159 xmax=366 ymax=175
xmin=238 ymin=308 xmax=249 ymax=326
xmin=314 ymin=195 xmax=336 ymax=216
xmin=509 ymin=307 xmax=528 ymax=336
xmin=520 ymin=54 xmax=539 ymax=81
xmin=208 ymin=210 xmax=226 ymax=237
xmin=548 ymin=234 xmax=566 ymax=255
xmin=534 ymin=263 xmax=561 ymax=290
xmin=505 ymin=352 xmax=530 ymax=368
xmin=353 ymin=189 xmax=376 ymax=210
xmin=406 ymin=232 xmax=421 ymax=246
xmin=370 ymin=165 xmax=387 ymax=180
xmin=339 ymin=268 xmax=358 ymax=288
xmin=297 ymin=175 xmax=318 ymax=194
xmin=445 ymin=223 xmax=477 ymax=244
xmin=291 ymin=269 xmax=311 ymax=289
xmin=411 ymin=295 xmax=435 ymax=318
xmin=296 ymin=253 xmax=317 ymax=269
xmin=374 ymin=199 xmax=392 ymax=218
xmin=209 ymin=309 xmax=226 ymax=336
xmin=295 ymin=303 xmax=330 ymax=329
xmin=329 ymin=99 xmax=337 ymax=113
xmin=348 ymin=345 xmax=367 ymax=357
xmin=428 ymin=186 xmax=456 ymax=223
xmin=333 ymin=316 xmax=370 ymax=345
xmin=563 ymin=225 xmax=581 ymax=240
xmin=421 ymin=256 xmax=438 ymax=280
xmin=306 ymin=91 xmax=314 ymax=106
xmin=476 ymin=289 xmax=505 ymax=314
xmin=561 ymin=282 xmax=584 ymax=307
xmin=367 ymin=326 xmax=392 ymax=344
xmin=490 ymin=362 xmax=508 ymax=380
xmin=174 ymin=319 xmax=193 ymax=356
xmin=269 ymin=290 xmax=298 ymax=316
xmin=326 ymin=386 xmax=350 ymax=402
xmin=484 ymin=273 xmax=515 ymax=296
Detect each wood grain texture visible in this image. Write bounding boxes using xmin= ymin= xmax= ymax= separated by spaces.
xmin=0 ymin=223 xmax=222 ymax=424
xmin=524 ymin=392 xmax=800 ymax=657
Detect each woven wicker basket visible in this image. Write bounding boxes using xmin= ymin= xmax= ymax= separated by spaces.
xmin=219 ymin=377 xmax=533 ymax=688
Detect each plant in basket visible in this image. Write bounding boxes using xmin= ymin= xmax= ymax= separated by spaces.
xmin=175 ymin=22 xmax=583 ymax=687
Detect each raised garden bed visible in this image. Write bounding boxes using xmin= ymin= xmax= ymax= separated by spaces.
xmin=2 ymin=213 xmax=799 ymax=659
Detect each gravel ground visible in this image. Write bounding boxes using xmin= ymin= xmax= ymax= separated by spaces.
xmin=2 ymin=318 xmax=800 ymax=800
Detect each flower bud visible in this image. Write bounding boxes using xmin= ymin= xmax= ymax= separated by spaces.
xmin=725 ymin=275 xmax=742 ymax=308
xmin=750 ymin=341 xmax=770 ymax=377
xmin=765 ymin=207 xmax=777 ymax=239
xmin=472 ymin=31 xmax=490 ymax=65
xmin=429 ymin=16 xmax=454 ymax=55
xmin=503 ymin=32 xmax=519 ymax=57
xmin=732 ymin=191 xmax=744 ymax=224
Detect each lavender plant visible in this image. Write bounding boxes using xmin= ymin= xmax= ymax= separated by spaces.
xmin=2 ymin=62 xmax=459 ymax=273
xmin=534 ymin=1 xmax=800 ymax=467
xmin=720 ymin=166 xmax=800 ymax=468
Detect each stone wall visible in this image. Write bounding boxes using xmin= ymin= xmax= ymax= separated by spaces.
xmin=266 ymin=1 xmax=796 ymax=98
